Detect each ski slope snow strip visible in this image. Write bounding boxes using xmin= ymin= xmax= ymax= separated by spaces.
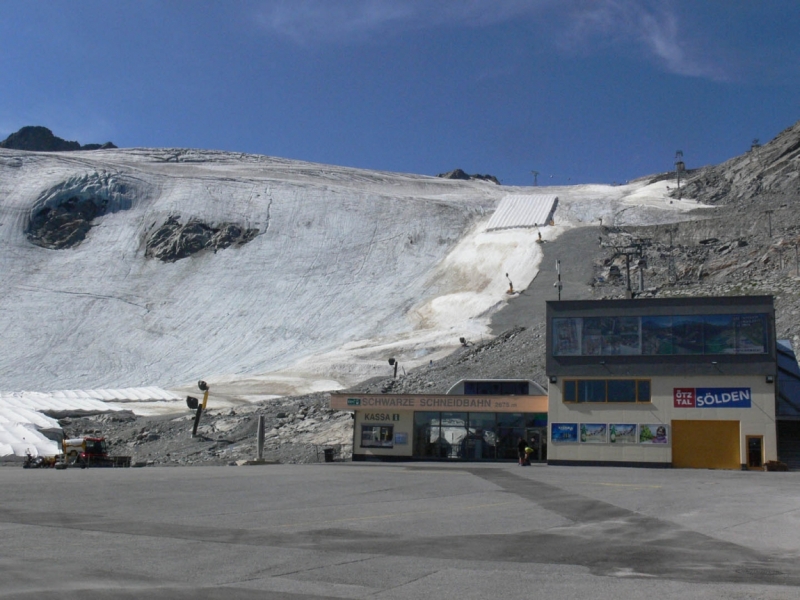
xmin=485 ymin=194 xmax=558 ymax=231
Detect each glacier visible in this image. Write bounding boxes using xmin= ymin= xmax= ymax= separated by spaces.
xmin=0 ymin=147 xmax=699 ymax=404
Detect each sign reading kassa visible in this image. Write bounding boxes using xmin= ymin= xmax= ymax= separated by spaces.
xmin=674 ymin=388 xmax=752 ymax=408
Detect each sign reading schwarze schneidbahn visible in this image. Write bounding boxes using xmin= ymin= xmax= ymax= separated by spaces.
xmin=673 ymin=387 xmax=752 ymax=408
xmin=330 ymin=393 xmax=547 ymax=412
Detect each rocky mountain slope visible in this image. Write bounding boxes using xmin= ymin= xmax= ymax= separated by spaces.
xmin=677 ymin=119 xmax=799 ymax=204
xmin=0 ymin=126 xmax=116 ymax=151
xmin=7 ymin=119 xmax=800 ymax=466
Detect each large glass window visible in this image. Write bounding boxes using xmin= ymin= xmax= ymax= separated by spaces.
xmin=553 ymin=318 xmax=581 ymax=355
xmin=642 ymin=316 xmax=673 ymax=355
xmin=413 ymin=412 xmax=440 ymax=458
xmin=465 ymin=413 xmax=497 ymax=460
xmin=412 ymin=412 xmax=546 ymax=460
xmin=496 ymin=427 xmax=525 ymax=460
xmin=496 ymin=413 xmax=524 ymax=428
xmin=439 ymin=412 xmax=468 ymax=459
xmin=673 ymin=316 xmax=704 ymax=354
xmin=496 ymin=413 xmax=525 ymax=460
xmin=525 ymin=413 xmax=548 ymax=427
xmin=704 ymin=314 xmax=737 ymax=354
xmin=553 ymin=313 xmax=768 ymax=356
xmin=737 ymin=314 xmax=767 ymax=353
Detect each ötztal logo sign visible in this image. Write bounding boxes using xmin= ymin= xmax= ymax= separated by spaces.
xmin=673 ymin=388 xmax=752 ymax=408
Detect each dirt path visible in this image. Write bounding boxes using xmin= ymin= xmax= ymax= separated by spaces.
xmin=490 ymin=225 xmax=600 ymax=334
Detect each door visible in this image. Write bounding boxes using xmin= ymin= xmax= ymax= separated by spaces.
xmin=672 ymin=420 xmax=740 ymax=469
xmin=525 ymin=428 xmax=547 ymax=462
xmin=746 ymin=436 xmax=764 ymax=470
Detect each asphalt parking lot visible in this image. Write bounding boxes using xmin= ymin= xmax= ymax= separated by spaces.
xmin=1 ymin=462 xmax=799 ymax=599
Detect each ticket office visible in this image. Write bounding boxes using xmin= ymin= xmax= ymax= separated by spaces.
xmin=330 ymin=393 xmax=549 ymax=462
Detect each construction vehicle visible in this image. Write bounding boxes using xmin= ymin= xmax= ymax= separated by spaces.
xmin=55 ymin=436 xmax=131 ymax=469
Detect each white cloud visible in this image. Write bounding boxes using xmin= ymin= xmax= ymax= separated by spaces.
xmin=253 ymin=0 xmax=728 ymax=81
xmin=561 ymin=0 xmax=728 ymax=80
xmin=254 ymin=0 xmax=546 ymax=44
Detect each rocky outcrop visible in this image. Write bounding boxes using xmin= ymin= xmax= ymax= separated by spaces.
xmin=145 ymin=216 xmax=260 ymax=262
xmin=437 ymin=168 xmax=500 ymax=185
xmin=677 ymin=119 xmax=800 ymax=204
xmin=27 ymin=196 xmax=109 ymax=249
xmin=26 ymin=172 xmax=137 ymax=249
xmin=0 ymin=126 xmax=116 ymax=151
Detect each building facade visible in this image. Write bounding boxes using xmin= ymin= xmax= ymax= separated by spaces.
xmin=546 ymin=296 xmax=778 ymax=469
xmin=330 ymin=380 xmax=547 ymax=461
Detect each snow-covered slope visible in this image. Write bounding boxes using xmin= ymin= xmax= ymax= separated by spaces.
xmin=0 ymin=147 xmax=699 ymax=401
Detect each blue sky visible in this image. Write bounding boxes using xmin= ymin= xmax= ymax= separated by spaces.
xmin=1 ymin=0 xmax=798 ymax=185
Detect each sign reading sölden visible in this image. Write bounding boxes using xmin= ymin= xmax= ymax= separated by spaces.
xmin=673 ymin=387 xmax=752 ymax=408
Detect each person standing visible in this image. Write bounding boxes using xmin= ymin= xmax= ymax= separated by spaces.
xmin=517 ymin=436 xmax=527 ymax=466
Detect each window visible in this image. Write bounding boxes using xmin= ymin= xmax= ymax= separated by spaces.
xmin=607 ymin=379 xmax=636 ymax=402
xmin=411 ymin=412 xmax=544 ymax=460
xmin=563 ymin=379 xmax=651 ymax=403
xmin=464 ymin=381 xmax=529 ymax=395
xmin=578 ymin=380 xmax=606 ymax=402
xmin=413 ymin=413 xmax=439 ymax=457
xmin=361 ymin=425 xmax=394 ymax=448
xmin=553 ymin=313 xmax=768 ymax=356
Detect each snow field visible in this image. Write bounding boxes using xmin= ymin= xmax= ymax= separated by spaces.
xmin=0 ymin=148 xmax=701 ymax=448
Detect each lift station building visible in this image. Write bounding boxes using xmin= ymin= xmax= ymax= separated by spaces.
xmin=546 ymin=296 xmax=777 ymax=469
xmin=331 ymin=295 xmax=779 ymax=470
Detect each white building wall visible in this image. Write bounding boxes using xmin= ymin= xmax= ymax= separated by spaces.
xmin=353 ymin=410 xmax=413 ymax=458
xmin=548 ymin=375 xmax=776 ymax=466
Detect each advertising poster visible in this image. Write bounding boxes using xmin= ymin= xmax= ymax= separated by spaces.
xmin=551 ymin=423 xmax=579 ymax=443
xmin=609 ymin=424 xmax=637 ymax=444
xmin=639 ymin=424 xmax=669 ymax=444
xmin=580 ymin=423 xmax=607 ymax=443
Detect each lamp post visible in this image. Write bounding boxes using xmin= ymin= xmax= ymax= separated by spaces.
xmin=186 ymin=380 xmax=210 ymax=437
xmin=555 ymin=259 xmax=562 ymax=300
xmin=388 ymin=358 xmax=398 ymax=378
